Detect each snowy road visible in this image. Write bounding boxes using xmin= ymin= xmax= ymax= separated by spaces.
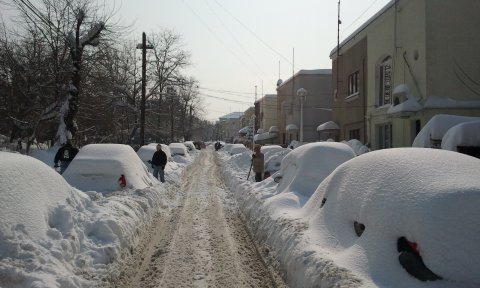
xmin=105 ymin=150 xmax=285 ymax=288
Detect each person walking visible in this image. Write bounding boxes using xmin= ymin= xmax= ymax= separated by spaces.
xmin=151 ymin=144 xmax=168 ymax=183
xmin=251 ymin=144 xmax=264 ymax=182
xmin=54 ymin=140 xmax=79 ymax=174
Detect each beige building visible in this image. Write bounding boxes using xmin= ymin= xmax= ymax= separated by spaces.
xmin=218 ymin=112 xmax=244 ymax=143
xmin=257 ymin=94 xmax=277 ymax=132
xmin=332 ymin=0 xmax=480 ymax=150
xmin=276 ymin=69 xmax=333 ymax=145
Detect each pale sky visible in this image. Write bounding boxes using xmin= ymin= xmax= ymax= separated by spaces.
xmin=3 ymin=0 xmax=392 ymax=122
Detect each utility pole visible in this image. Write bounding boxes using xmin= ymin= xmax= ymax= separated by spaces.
xmin=136 ymin=32 xmax=153 ymax=146
xmin=336 ymin=0 xmax=341 ymax=101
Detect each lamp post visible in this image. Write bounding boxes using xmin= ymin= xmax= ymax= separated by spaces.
xmin=297 ymin=88 xmax=308 ymax=143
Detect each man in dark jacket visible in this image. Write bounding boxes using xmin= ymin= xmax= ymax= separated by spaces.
xmin=54 ymin=140 xmax=79 ymax=174
xmin=251 ymin=144 xmax=264 ymax=182
xmin=151 ymin=144 xmax=168 ymax=182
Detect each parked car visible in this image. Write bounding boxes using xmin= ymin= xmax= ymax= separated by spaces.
xmin=62 ymin=144 xmax=156 ymax=192
xmin=137 ymin=145 xmax=172 ymax=172
xmin=263 ymin=148 xmax=291 ymax=178
xmin=183 ymin=141 xmax=196 ymax=151
xmin=146 ymin=143 xmax=172 ymax=160
xmin=230 ymin=143 xmax=247 ymax=155
xmin=304 ymin=148 xmax=480 ymax=284
xmin=169 ymin=142 xmax=189 ymax=156
xmin=193 ymin=141 xmax=206 ymax=150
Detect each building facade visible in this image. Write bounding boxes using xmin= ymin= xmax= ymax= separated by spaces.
xmin=276 ymin=69 xmax=333 ymax=146
xmin=332 ymin=0 xmax=480 ymax=150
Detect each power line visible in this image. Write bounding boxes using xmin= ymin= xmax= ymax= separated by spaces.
xmin=199 ymin=92 xmax=254 ymax=105
xmin=198 ymin=87 xmax=256 ymax=100
xmin=204 ymin=0 xmax=266 ymax=77
xmin=341 ymin=0 xmax=380 ymax=38
xmin=180 ymin=0 xmax=263 ymax=79
xmin=212 ymin=0 xmax=298 ymax=70
xmin=198 ymin=86 xmax=256 ymax=95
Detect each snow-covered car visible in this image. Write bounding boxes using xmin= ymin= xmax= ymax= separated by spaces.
xmin=266 ymin=142 xmax=356 ymax=208
xmin=137 ymin=145 xmax=172 ymax=172
xmin=303 ymin=148 xmax=480 ymax=286
xmin=229 ymin=143 xmax=248 ymax=155
xmin=223 ymin=143 xmax=233 ymax=153
xmin=183 ymin=141 xmax=196 ymax=151
xmin=169 ymin=142 xmax=189 ymax=156
xmin=412 ymin=114 xmax=480 ymax=148
xmin=193 ymin=141 xmax=206 ymax=150
xmin=263 ymin=148 xmax=291 ymax=178
xmin=441 ymin=120 xmax=480 ymax=157
xmin=63 ymin=144 xmax=156 ymax=192
xmin=144 ymin=144 xmax=172 ymax=160
xmin=0 ymin=152 xmax=82 ymax=240
xmin=260 ymin=145 xmax=284 ymax=156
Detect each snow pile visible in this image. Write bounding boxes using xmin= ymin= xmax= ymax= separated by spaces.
xmin=220 ymin=145 xmax=480 ymax=287
xmin=29 ymin=145 xmax=60 ymax=167
xmin=0 ymin=149 xmax=190 ymax=288
xmin=63 ymin=144 xmax=156 ymax=192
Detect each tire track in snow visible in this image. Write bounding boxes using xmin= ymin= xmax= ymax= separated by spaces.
xmin=106 ymin=150 xmax=285 ymax=288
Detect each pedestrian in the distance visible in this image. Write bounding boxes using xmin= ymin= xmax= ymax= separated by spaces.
xmin=251 ymin=144 xmax=264 ymax=182
xmin=151 ymin=144 xmax=168 ymax=183
xmin=53 ymin=140 xmax=79 ymax=174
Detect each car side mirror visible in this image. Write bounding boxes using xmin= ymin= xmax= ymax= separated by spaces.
xmin=273 ymin=176 xmax=282 ymax=183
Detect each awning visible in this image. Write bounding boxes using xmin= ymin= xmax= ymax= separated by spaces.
xmin=269 ymin=126 xmax=279 ymax=133
xmin=254 ymin=132 xmax=277 ymax=141
xmin=286 ymin=124 xmax=299 ymax=132
xmin=316 ymin=121 xmax=339 ymax=131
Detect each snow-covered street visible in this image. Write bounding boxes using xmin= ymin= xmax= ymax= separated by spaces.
xmin=102 ymin=150 xmax=285 ymax=288
xmin=2 ymin=140 xmax=480 ymax=287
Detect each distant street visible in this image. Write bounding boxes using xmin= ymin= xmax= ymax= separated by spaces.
xmin=105 ymin=150 xmax=285 ymax=288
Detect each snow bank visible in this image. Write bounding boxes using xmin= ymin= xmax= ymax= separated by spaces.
xmin=0 ymin=147 xmax=191 ymax=288
xmin=63 ymin=144 xmax=156 ymax=192
xmin=220 ymin=145 xmax=480 ymax=287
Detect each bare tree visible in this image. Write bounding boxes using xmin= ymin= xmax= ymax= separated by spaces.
xmin=147 ymin=29 xmax=190 ymax=142
xmin=10 ymin=0 xmax=121 ymax=144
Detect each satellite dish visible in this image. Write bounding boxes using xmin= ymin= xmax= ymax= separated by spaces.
xmin=276 ymin=79 xmax=283 ymax=87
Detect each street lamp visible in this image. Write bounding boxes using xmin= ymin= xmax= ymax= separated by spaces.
xmin=297 ymin=88 xmax=308 ymax=143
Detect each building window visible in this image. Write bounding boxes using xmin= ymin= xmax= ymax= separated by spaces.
xmin=377 ymin=123 xmax=392 ymax=149
xmin=378 ymin=56 xmax=392 ymax=106
xmin=349 ymin=129 xmax=360 ymax=141
xmin=348 ymin=71 xmax=359 ymax=96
